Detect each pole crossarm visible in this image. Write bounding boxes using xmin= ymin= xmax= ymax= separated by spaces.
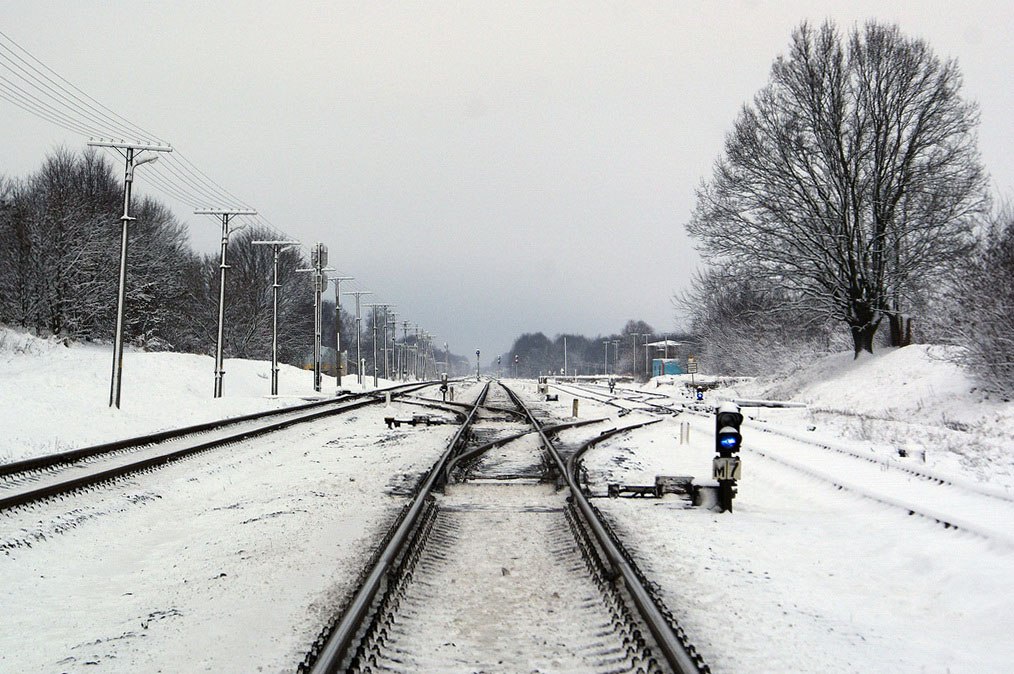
xmin=252 ymin=240 xmax=300 ymax=246
xmin=194 ymin=208 xmax=257 ymax=216
xmin=87 ymin=139 xmax=173 ymax=152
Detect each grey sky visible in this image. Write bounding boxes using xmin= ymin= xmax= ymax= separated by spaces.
xmin=4 ymin=1 xmax=1012 ymax=358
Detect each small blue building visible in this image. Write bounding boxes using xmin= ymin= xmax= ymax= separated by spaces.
xmin=652 ymin=358 xmax=684 ymax=377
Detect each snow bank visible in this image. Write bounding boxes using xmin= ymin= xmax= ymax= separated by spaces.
xmin=0 ymin=326 xmax=389 ymax=463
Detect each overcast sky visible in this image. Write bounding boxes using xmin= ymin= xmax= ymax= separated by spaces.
xmin=4 ymin=1 xmax=1012 ymax=359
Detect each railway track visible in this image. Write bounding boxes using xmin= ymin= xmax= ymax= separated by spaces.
xmin=0 ymin=381 xmax=441 ymax=512
xmin=559 ymin=382 xmax=1014 ymax=546
xmin=300 ymin=381 xmax=709 ymax=673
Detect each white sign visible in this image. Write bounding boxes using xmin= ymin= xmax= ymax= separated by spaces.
xmin=712 ymin=457 xmax=742 ymax=480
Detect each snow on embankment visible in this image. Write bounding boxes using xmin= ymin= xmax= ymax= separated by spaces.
xmin=722 ymin=344 xmax=1014 ymax=488
xmin=729 ymin=344 xmax=1011 ymax=429
xmin=0 ymin=327 xmax=329 ymax=464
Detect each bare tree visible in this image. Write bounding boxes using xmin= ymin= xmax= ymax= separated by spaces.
xmin=946 ymin=206 xmax=1014 ymax=396
xmin=675 ymin=268 xmax=835 ymax=375
xmin=687 ymin=21 xmax=988 ymax=356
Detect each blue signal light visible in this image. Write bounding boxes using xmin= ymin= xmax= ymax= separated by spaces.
xmin=719 ymin=434 xmax=739 ymax=449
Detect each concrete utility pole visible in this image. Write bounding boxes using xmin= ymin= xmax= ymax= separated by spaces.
xmin=444 ymin=342 xmax=449 ymax=376
xmin=385 ymin=309 xmax=398 ymax=380
xmin=195 ymin=207 xmax=258 ymax=398
xmin=382 ymin=305 xmax=395 ymax=379
xmin=252 ymin=240 xmax=300 ymax=395
xmin=297 ymin=243 xmax=334 ymax=392
xmin=328 ymin=275 xmax=353 ymax=391
xmin=343 ymin=290 xmax=372 ymax=385
xmin=612 ymin=340 xmax=621 ymax=375
xmin=414 ymin=325 xmax=421 ymax=379
xmin=87 ymin=139 xmax=173 ymax=408
xmin=401 ymin=320 xmax=411 ymax=380
xmin=363 ymin=303 xmax=389 ymax=387
xmin=563 ymin=336 xmax=568 ymax=377
xmin=631 ymin=334 xmax=639 ymax=378
xmin=603 ymin=340 xmax=609 ymax=375
xmin=644 ymin=334 xmax=651 ymax=377
xmin=423 ymin=332 xmax=434 ymax=379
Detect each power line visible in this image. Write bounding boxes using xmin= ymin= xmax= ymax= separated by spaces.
xmin=0 ymin=30 xmax=408 ymax=339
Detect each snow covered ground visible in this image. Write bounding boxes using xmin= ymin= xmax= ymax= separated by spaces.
xmin=2 ymin=331 xmax=1012 ymax=672
xmin=560 ymin=345 xmax=1014 ymax=672
xmin=651 ymin=345 xmax=1014 ymax=492
xmin=0 ymin=327 xmax=392 ymax=464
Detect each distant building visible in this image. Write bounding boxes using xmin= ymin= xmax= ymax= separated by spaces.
xmin=652 ymin=358 xmax=684 ymax=377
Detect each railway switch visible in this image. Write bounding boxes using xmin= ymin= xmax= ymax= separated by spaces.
xmin=714 ymin=402 xmax=743 ymax=513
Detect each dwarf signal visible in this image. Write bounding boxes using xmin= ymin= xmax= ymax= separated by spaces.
xmin=713 ymin=402 xmax=744 ymax=512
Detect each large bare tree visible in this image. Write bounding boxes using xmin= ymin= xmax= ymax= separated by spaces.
xmin=687 ymin=21 xmax=988 ymax=356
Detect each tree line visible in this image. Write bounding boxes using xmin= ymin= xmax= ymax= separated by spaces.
xmin=0 ymin=147 xmax=373 ymax=371
xmin=680 ymin=20 xmax=1014 ymax=396
xmin=498 ymin=320 xmax=696 ymax=378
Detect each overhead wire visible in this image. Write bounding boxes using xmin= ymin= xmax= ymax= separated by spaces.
xmin=0 ymin=29 xmax=401 ymax=322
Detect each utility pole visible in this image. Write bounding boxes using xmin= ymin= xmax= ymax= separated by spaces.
xmin=363 ymin=303 xmax=390 ymax=387
xmin=87 ymin=139 xmax=173 ymax=408
xmin=612 ymin=339 xmax=621 ymax=375
xmin=329 ymin=275 xmax=354 ymax=391
xmin=342 ymin=289 xmax=371 ymax=383
xmin=563 ymin=336 xmax=568 ymax=378
xmin=386 ymin=310 xmax=398 ymax=380
xmin=444 ymin=342 xmax=449 ymax=376
xmin=343 ymin=290 xmax=371 ymax=385
xmin=381 ymin=305 xmax=395 ymax=379
xmin=195 ymin=207 xmax=258 ymax=398
xmin=644 ymin=334 xmax=651 ymax=378
xmin=414 ymin=324 xmax=421 ymax=379
xmin=603 ymin=340 xmax=609 ymax=375
xmin=297 ymin=243 xmax=334 ymax=392
xmin=424 ymin=333 xmax=434 ymax=379
xmin=628 ymin=334 xmax=636 ymax=379
xmin=401 ymin=320 xmax=410 ymax=380
xmin=251 ymin=240 xmax=300 ymax=395
xmin=362 ymin=303 xmax=380 ymax=387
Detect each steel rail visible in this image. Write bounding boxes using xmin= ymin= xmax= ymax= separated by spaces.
xmin=442 ymin=417 xmax=608 ymax=485
xmin=1 ymin=381 xmax=436 ymax=479
xmin=551 ymin=382 xmax=680 ymax=416
xmin=307 ymin=382 xmax=491 ymax=674
xmin=502 ymin=384 xmax=706 ymax=674
xmin=0 ymin=382 xmax=439 ymax=511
